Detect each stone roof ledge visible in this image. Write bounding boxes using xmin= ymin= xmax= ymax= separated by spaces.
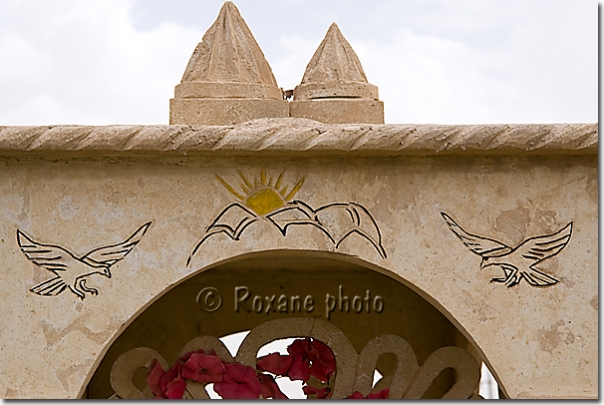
xmin=0 ymin=118 xmax=597 ymax=157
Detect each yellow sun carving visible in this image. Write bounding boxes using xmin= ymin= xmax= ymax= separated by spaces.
xmin=215 ymin=171 xmax=305 ymax=216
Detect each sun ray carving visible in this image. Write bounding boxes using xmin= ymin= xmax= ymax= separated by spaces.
xmin=217 ymin=171 xmax=305 ymax=216
xmin=214 ymin=174 xmax=244 ymax=201
xmin=188 ymin=170 xmax=387 ymax=266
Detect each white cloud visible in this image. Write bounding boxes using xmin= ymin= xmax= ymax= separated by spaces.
xmin=352 ymin=29 xmax=517 ymax=124
xmin=0 ymin=0 xmax=202 ymax=125
xmin=271 ymin=26 xmax=518 ymax=124
xmin=506 ymin=0 xmax=597 ymax=123
xmin=269 ymin=0 xmax=596 ymax=124
xmin=0 ymin=0 xmax=597 ymax=125
xmin=0 ymin=94 xmax=109 ymax=126
xmin=271 ymin=36 xmax=318 ymax=91
xmin=348 ymin=0 xmax=597 ymax=124
xmin=0 ymin=35 xmax=52 ymax=81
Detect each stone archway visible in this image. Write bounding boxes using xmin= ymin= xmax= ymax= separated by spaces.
xmin=84 ymin=250 xmax=492 ymax=399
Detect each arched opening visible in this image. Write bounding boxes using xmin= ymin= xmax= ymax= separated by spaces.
xmin=83 ymin=250 xmax=501 ymax=399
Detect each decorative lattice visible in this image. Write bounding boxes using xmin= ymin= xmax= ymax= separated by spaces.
xmin=108 ymin=318 xmax=481 ymax=399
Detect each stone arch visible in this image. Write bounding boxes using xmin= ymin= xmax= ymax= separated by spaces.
xmin=80 ymin=249 xmax=505 ymax=399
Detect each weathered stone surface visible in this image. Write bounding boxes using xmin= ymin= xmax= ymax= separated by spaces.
xmin=169 ymin=2 xmax=287 ymax=124
xmin=354 ymin=334 xmax=419 ymax=398
xmin=403 ymin=347 xmax=480 ymax=399
xmin=109 ymin=347 xmax=167 ymax=399
xmin=289 ymin=99 xmax=384 ymax=124
xmin=291 ymin=23 xmax=384 ymax=124
xmin=180 ymin=2 xmax=277 ymax=87
xmin=170 ymin=99 xmax=288 ymax=126
xmin=297 ymin=23 xmax=370 ymax=93
xmin=293 ymin=81 xmax=379 ymax=101
xmin=0 ymin=127 xmax=596 ymax=398
xmin=174 ymin=82 xmax=283 ymax=100
xmin=0 ymin=121 xmax=596 ymax=156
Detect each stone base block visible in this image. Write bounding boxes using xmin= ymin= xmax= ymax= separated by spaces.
xmin=170 ymin=98 xmax=289 ymax=125
xmin=175 ymin=82 xmax=283 ymax=100
xmin=293 ymin=82 xmax=379 ymax=100
xmin=289 ymin=99 xmax=384 ymax=124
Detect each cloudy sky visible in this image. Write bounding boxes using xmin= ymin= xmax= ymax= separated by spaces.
xmin=0 ymin=0 xmax=597 ymax=125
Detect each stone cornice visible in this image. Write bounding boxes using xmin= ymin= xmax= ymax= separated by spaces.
xmin=0 ymin=118 xmax=597 ymax=157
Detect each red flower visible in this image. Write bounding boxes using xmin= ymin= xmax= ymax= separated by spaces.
xmin=308 ymin=339 xmax=336 ymax=383
xmin=179 ymin=348 xmax=217 ymax=362
xmin=303 ymin=385 xmax=332 ymax=399
xmin=256 ymin=352 xmax=294 ymax=376
xmin=258 ymin=373 xmax=289 ymax=399
xmin=146 ymin=360 xmax=187 ymax=399
xmin=345 ymin=388 xmax=390 ymax=399
xmin=346 ymin=391 xmax=367 ymax=399
xmin=160 ymin=362 xmax=186 ymax=399
xmin=146 ymin=359 xmax=166 ymax=399
xmin=287 ymin=339 xmax=314 ymax=381
xmin=181 ymin=353 xmax=225 ymax=383
xmin=287 ymin=338 xmax=336 ymax=383
xmin=214 ymin=363 xmax=262 ymax=399
xmin=179 ymin=348 xmax=204 ymax=362
xmin=367 ymin=388 xmax=390 ymax=399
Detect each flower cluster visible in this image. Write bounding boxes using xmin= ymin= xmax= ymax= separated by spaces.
xmin=256 ymin=337 xmax=336 ymax=399
xmin=146 ymin=337 xmax=388 ymax=399
xmin=146 ymin=348 xmax=278 ymax=399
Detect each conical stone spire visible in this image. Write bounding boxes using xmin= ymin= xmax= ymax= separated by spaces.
xmin=291 ymin=23 xmax=384 ymax=124
xmin=170 ymin=2 xmax=288 ymax=125
xmin=302 ymin=23 xmax=368 ymax=83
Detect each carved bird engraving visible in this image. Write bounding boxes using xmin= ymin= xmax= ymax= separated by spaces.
xmin=441 ymin=212 xmax=572 ymax=288
xmin=18 ymin=222 xmax=151 ymax=299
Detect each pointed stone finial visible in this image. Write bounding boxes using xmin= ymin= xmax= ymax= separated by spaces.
xmin=291 ymin=23 xmax=384 ymax=124
xmin=170 ymin=2 xmax=288 ymax=125
xmin=298 ymin=23 xmax=371 ymax=95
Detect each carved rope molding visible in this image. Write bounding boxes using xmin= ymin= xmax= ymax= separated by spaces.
xmin=0 ymin=119 xmax=597 ymax=156
xmin=108 ymin=318 xmax=481 ymax=400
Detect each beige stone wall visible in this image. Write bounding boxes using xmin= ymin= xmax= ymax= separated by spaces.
xmin=0 ymin=122 xmax=597 ymax=399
